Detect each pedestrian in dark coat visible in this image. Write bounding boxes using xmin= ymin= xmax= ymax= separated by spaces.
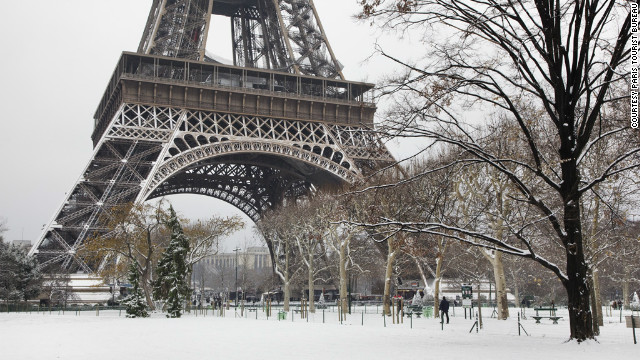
xmin=440 ymin=296 xmax=450 ymax=324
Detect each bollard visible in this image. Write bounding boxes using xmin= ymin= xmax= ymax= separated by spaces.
xmin=632 ymin=315 xmax=637 ymax=345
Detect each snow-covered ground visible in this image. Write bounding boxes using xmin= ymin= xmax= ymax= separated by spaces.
xmin=1 ymin=306 xmax=637 ymax=359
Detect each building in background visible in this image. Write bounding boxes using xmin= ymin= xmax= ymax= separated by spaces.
xmin=200 ymin=246 xmax=272 ymax=270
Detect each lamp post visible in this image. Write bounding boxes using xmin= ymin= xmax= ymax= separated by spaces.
xmin=233 ymin=247 xmax=241 ymax=307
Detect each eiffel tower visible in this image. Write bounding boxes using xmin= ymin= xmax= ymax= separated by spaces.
xmin=29 ymin=0 xmax=392 ymax=272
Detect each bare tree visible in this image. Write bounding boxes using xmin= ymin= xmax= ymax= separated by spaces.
xmin=183 ymin=215 xmax=245 ymax=300
xmin=288 ymin=195 xmax=335 ymax=313
xmin=358 ymin=0 xmax=633 ymax=341
xmin=183 ymin=216 xmax=245 ymax=268
xmin=350 ymin=172 xmax=419 ymax=316
xmin=325 ymin=193 xmax=373 ymax=319
xmin=81 ymin=201 xmax=170 ymax=309
xmin=257 ymin=205 xmax=304 ymax=312
xmin=41 ymin=266 xmax=78 ymax=308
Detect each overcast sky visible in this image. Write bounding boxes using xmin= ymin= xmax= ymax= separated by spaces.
xmin=0 ymin=0 xmax=418 ymax=248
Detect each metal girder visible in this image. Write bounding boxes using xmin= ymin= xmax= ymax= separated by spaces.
xmin=30 ymin=138 xmax=164 ymax=272
xmin=139 ymin=0 xmax=213 ymax=60
xmin=274 ymin=0 xmax=344 ymax=79
xmin=149 ymin=161 xmax=311 ymax=221
xmin=139 ymin=0 xmax=343 ymax=78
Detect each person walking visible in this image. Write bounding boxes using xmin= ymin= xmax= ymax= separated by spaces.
xmin=440 ymin=296 xmax=450 ymax=324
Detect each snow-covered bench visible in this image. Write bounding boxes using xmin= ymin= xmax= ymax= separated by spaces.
xmin=531 ymin=315 xmax=562 ymax=324
xmin=405 ymin=305 xmax=423 ymax=318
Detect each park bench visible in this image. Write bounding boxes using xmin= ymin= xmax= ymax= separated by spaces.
xmin=532 ymin=305 xmax=562 ymax=324
xmin=534 ymin=306 xmax=557 ymax=316
xmin=531 ymin=315 xmax=562 ymax=324
xmin=246 ymin=307 xmax=257 ymax=312
xmin=405 ymin=305 xmax=423 ymax=318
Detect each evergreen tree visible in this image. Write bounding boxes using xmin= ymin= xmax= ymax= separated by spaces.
xmin=153 ymin=206 xmax=190 ymax=318
xmin=121 ymin=263 xmax=149 ymax=318
xmin=0 ymin=242 xmax=42 ymax=303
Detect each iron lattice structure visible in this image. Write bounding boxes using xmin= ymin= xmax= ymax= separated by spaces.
xmin=30 ymin=0 xmax=392 ymax=272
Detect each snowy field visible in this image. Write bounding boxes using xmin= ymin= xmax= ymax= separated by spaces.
xmin=1 ymin=306 xmax=637 ymax=359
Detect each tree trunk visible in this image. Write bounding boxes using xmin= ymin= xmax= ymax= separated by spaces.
xmin=141 ymin=267 xmax=155 ymax=310
xmin=434 ymin=253 xmax=443 ymax=317
xmin=511 ymin=269 xmax=521 ymax=308
xmin=143 ymin=230 xmax=156 ymax=310
xmin=487 ymin=190 xmax=510 ymax=320
xmin=588 ymin=194 xmax=603 ymax=330
xmin=383 ymin=238 xmax=396 ymax=316
xmin=283 ymin=237 xmax=290 ymax=312
xmin=411 ymin=256 xmax=433 ymax=299
xmin=433 ymin=236 xmax=447 ymax=319
xmin=492 ymin=251 xmax=509 ymax=320
xmin=339 ymin=238 xmax=348 ymax=319
xmin=477 ymin=283 xmax=483 ymax=329
xmin=589 ymin=267 xmax=603 ymax=331
xmin=563 ymin=192 xmax=594 ymax=341
xmin=200 ymin=270 xmax=206 ymax=309
xmin=308 ymin=252 xmax=315 ymax=313
xmin=623 ymin=270 xmax=630 ymax=309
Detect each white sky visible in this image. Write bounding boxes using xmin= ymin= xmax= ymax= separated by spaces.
xmin=0 ymin=0 xmax=418 ymax=247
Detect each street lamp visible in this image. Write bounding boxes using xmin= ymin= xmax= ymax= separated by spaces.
xmin=233 ymin=247 xmax=241 ymax=307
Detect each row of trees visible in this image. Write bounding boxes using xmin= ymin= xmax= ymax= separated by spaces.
xmin=0 ymin=220 xmax=42 ymax=305
xmin=249 ymin=0 xmax=636 ymax=342
xmin=81 ymin=201 xmax=244 ymax=317
xmin=349 ymin=0 xmax=635 ymax=342
xmin=250 ymin=141 xmax=638 ymax=339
